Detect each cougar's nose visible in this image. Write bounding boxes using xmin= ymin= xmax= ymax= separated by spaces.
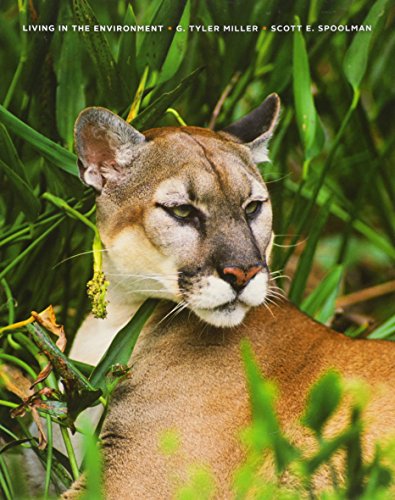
xmin=219 ymin=264 xmax=263 ymax=292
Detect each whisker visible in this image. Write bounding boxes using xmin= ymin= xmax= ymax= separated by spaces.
xmin=272 ymin=240 xmax=307 ymax=249
xmin=269 ymin=269 xmax=284 ymax=275
xmin=157 ymin=301 xmax=188 ymax=326
xmin=268 ymin=284 xmax=286 ymax=295
xmin=168 ymin=302 xmax=189 ymax=324
xmin=267 ymin=291 xmax=286 ymax=301
xmin=52 ymin=248 xmax=111 ymax=269
xmin=265 ymin=296 xmax=279 ymax=309
xmin=267 ymin=293 xmax=286 ymax=304
xmin=124 ymin=289 xmax=173 ymax=294
xmin=263 ymin=301 xmax=275 ymax=318
xmin=106 ymin=272 xmax=181 ymax=278
xmin=264 ymin=173 xmax=292 ymax=184
xmin=197 ymin=320 xmax=210 ymax=340
xmin=270 ymin=274 xmax=291 ymax=282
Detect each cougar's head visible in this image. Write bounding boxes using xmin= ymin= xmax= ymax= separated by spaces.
xmin=74 ymin=95 xmax=280 ymax=327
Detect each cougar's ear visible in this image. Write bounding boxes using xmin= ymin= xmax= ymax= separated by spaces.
xmin=74 ymin=107 xmax=145 ymax=192
xmin=223 ymin=93 xmax=280 ymax=163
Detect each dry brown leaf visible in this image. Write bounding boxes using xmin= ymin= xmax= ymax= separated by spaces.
xmin=32 ymin=306 xmax=67 ymax=352
xmin=31 ymin=407 xmax=47 ymax=450
xmin=0 ymin=364 xmax=33 ymax=399
xmin=10 ymin=387 xmax=57 ymax=449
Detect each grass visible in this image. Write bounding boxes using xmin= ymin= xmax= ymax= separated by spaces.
xmin=0 ymin=0 xmax=394 ymax=497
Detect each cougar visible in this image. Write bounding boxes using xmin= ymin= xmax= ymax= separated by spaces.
xmin=64 ymin=95 xmax=395 ymax=498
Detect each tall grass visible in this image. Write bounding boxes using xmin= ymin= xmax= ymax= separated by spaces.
xmin=0 ymin=0 xmax=394 ymax=497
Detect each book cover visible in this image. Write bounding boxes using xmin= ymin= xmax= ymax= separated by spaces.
xmin=0 ymin=0 xmax=394 ymax=497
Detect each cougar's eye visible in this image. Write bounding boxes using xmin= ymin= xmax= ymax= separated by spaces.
xmin=168 ymin=204 xmax=194 ymax=219
xmin=245 ymin=200 xmax=262 ymax=217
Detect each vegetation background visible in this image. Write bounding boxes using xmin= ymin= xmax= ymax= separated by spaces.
xmin=0 ymin=0 xmax=394 ymax=498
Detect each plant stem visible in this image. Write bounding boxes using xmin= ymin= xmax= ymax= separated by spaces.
xmin=166 ymin=108 xmax=187 ymax=126
xmin=0 ymin=400 xmax=18 ymax=409
xmin=3 ymin=56 xmax=27 ymax=109
xmin=0 ymin=456 xmax=12 ymax=500
xmin=0 ymin=353 xmax=37 ymax=380
xmin=2 ymin=0 xmax=28 ymax=109
xmin=60 ymin=426 xmax=79 ymax=481
xmin=0 ymin=279 xmax=15 ymax=324
xmin=281 ymin=89 xmax=360 ymax=269
xmin=44 ymin=416 xmax=53 ymax=499
xmin=127 ymin=65 xmax=149 ymax=122
xmin=0 ymin=213 xmax=62 ymax=249
xmin=0 ymin=218 xmax=64 ymax=281
xmin=42 ymin=193 xmax=98 ymax=235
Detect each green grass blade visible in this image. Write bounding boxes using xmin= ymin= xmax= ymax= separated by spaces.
xmin=80 ymin=419 xmax=103 ymax=500
xmin=0 ymin=219 xmax=64 ymax=281
xmin=302 ymin=371 xmax=342 ymax=436
xmin=137 ymin=0 xmax=187 ymax=75
xmin=0 ymin=457 xmax=13 ymax=500
xmin=301 ymin=265 xmax=344 ymax=323
xmin=284 ymin=178 xmax=395 ymax=260
xmin=343 ymin=0 xmax=389 ymax=91
xmin=368 ymin=312 xmax=395 ymax=340
xmin=117 ymin=3 xmax=138 ymax=93
xmin=72 ymin=0 xmax=127 ymax=107
xmin=0 ymin=124 xmax=29 ymax=182
xmin=0 ymin=105 xmax=77 ymax=176
xmin=131 ymin=67 xmax=203 ymax=130
xmin=89 ymin=299 xmax=158 ymax=391
xmin=293 ymin=15 xmax=324 ymax=170
xmin=241 ymin=341 xmax=297 ymax=473
xmin=56 ymin=32 xmax=86 ymax=150
xmin=288 ymin=199 xmax=332 ymax=304
xmin=0 ymin=158 xmax=40 ymax=221
xmin=159 ymin=0 xmax=191 ymax=83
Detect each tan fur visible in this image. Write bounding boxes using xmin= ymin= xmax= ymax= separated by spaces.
xmin=64 ymin=103 xmax=395 ymax=498
xmin=65 ymin=301 xmax=395 ymax=499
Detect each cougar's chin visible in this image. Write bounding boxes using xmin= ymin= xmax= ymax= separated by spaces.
xmin=181 ymin=271 xmax=270 ymax=328
xmin=192 ymin=301 xmax=250 ymax=328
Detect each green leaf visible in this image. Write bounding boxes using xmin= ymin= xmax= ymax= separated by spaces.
xmin=241 ymin=341 xmax=297 ymax=472
xmin=0 ymin=438 xmax=31 ymax=455
xmin=55 ymin=32 xmax=86 ymax=150
xmin=80 ymin=419 xmax=103 ymax=500
xmin=288 ymin=199 xmax=332 ymax=304
xmin=137 ymin=0 xmax=187 ymax=75
xmin=0 ymin=124 xmax=40 ymax=221
xmin=284 ymin=178 xmax=395 ymax=260
xmin=364 ymin=448 xmax=393 ymax=496
xmin=293 ymin=15 xmax=324 ymax=165
xmin=159 ymin=0 xmax=191 ymax=83
xmin=0 ymin=124 xmax=29 ymax=182
xmin=301 ymin=265 xmax=344 ymax=323
xmin=72 ymin=0 xmax=126 ymax=107
xmin=0 ymin=105 xmax=78 ymax=176
xmin=131 ymin=67 xmax=203 ymax=130
xmin=20 ymin=1 xmax=60 ymax=97
xmin=305 ymin=425 xmax=359 ymax=475
xmin=0 ymin=159 xmax=40 ymax=221
xmin=117 ymin=3 xmax=138 ymax=93
xmin=89 ymin=299 xmax=158 ymax=391
xmin=302 ymin=371 xmax=343 ymax=436
xmin=345 ymin=407 xmax=364 ymax=498
xmin=368 ymin=312 xmax=395 ymax=340
xmin=343 ymin=0 xmax=389 ymax=91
